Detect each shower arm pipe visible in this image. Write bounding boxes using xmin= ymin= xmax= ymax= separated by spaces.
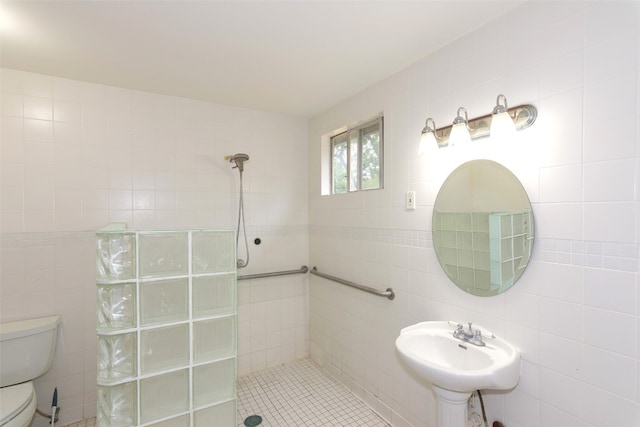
xmin=237 ymin=265 xmax=309 ymax=281
xmin=310 ymin=267 xmax=395 ymax=300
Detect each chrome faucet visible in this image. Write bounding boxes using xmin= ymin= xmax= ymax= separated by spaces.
xmin=453 ymin=322 xmax=486 ymax=346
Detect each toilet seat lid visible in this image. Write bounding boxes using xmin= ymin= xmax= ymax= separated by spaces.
xmin=0 ymin=382 xmax=35 ymax=425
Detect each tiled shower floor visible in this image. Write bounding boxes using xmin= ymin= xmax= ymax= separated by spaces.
xmin=64 ymin=359 xmax=389 ymax=427
xmin=237 ymin=358 xmax=390 ymax=427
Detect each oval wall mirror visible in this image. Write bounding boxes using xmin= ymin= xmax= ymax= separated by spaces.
xmin=432 ymin=159 xmax=534 ymax=296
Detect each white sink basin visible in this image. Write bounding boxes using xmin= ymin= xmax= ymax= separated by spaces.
xmin=395 ymin=321 xmax=521 ymax=393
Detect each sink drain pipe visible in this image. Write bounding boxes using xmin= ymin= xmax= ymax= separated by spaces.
xmin=476 ymin=390 xmax=488 ymax=427
xmin=474 ymin=390 xmax=505 ymax=427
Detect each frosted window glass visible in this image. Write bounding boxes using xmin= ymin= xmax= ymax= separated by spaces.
xmin=97 ymin=381 xmax=137 ymax=427
xmin=97 ymin=283 xmax=136 ymax=331
xmin=193 ymin=274 xmax=236 ymax=318
xmin=97 ymin=333 xmax=136 ymax=383
xmin=141 ymin=324 xmax=189 ymax=375
xmin=193 ymin=317 xmax=236 ymax=363
xmin=193 ymin=400 xmax=236 ymax=427
xmin=96 ymin=232 xmax=136 ymax=281
xmin=139 ymin=232 xmax=188 ymax=278
xmin=140 ymin=369 xmax=189 ymax=424
xmin=147 ymin=415 xmax=190 ymax=427
xmin=192 ymin=359 xmax=236 ymax=408
xmin=192 ymin=230 xmax=235 ymax=273
xmin=141 ymin=278 xmax=188 ymax=325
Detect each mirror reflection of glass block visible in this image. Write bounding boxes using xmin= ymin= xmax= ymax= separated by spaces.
xmin=193 ymin=400 xmax=236 ymax=427
xmin=458 ymin=249 xmax=474 ymax=268
xmin=441 ymin=230 xmax=456 ymax=247
xmin=476 ymin=270 xmax=491 ymax=289
xmin=513 ymin=236 xmax=524 ymax=257
xmin=96 ymin=233 xmax=136 ymax=281
xmin=97 ymin=283 xmax=136 ymax=331
xmin=193 ymin=317 xmax=236 ymax=364
xmin=141 ymin=278 xmax=188 ymax=326
xmin=440 ymin=213 xmax=455 ymax=231
xmin=457 ymin=231 xmax=473 ymax=250
xmin=502 ymin=260 xmax=514 ymax=282
xmin=97 ymin=381 xmax=137 ymax=427
xmin=140 ymin=369 xmax=189 ymax=424
xmin=147 ymin=414 xmax=190 ymax=427
xmin=193 ymin=274 xmax=236 ymax=318
xmin=97 ymin=333 xmax=136 ymax=383
xmin=500 ymin=215 xmax=512 ymax=233
xmin=472 ymin=213 xmax=490 ymax=232
xmin=473 ymin=232 xmax=489 ymax=251
xmin=141 ymin=324 xmax=189 ymax=375
xmin=455 ymin=213 xmax=472 ymax=231
xmin=192 ymin=359 xmax=236 ymax=408
xmin=501 ymin=239 xmax=512 ymax=257
xmin=474 ymin=251 xmax=490 ymax=271
xmin=444 ymin=263 xmax=459 ymax=280
xmin=442 ymin=247 xmax=457 ymax=265
xmin=139 ymin=232 xmax=188 ymax=278
xmin=513 ymin=213 xmax=525 ymax=234
xmin=458 ymin=266 xmax=474 ymax=286
xmin=192 ymin=230 xmax=235 ymax=273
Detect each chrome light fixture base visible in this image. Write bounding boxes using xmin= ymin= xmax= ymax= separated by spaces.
xmin=424 ymin=98 xmax=537 ymax=148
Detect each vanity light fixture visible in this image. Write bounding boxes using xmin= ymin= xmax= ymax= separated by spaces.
xmin=419 ymin=94 xmax=537 ymax=150
xmin=490 ymin=94 xmax=517 ymax=143
xmin=449 ymin=107 xmax=471 ymax=146
xmin=419 ymin=117 xmax=437 ymax=156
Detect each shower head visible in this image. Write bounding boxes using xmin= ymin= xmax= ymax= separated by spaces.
xmin=225 ymin=153 xmax=250 ymax=172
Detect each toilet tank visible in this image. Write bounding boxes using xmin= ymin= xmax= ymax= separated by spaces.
xmin=0 ymin=316 xmax=60 ymax=387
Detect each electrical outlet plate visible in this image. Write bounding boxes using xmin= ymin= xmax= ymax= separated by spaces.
xmin=406 ymin=191 xmax=416 ymax=210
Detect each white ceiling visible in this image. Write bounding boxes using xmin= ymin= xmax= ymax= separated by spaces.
xmin=1 ymin=1 xmax=524 ymax=117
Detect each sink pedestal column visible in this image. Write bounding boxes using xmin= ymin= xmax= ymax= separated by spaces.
xmin=432 ymin=386 xmax=472 ymax=427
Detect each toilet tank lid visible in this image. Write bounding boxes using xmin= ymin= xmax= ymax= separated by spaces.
xmin=0 ymin=316 xmax=60 ymax=341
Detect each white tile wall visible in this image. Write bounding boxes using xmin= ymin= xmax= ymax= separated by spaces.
xmin=0 ymin=70 xmax=309 ymax=426
xmin=308 ymin=1 xmax=640 ymax=426
xmin=3 ymin=1 xmax=639 ymax=426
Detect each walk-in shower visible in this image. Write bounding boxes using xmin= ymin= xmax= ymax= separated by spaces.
xmin=225 ymin=153 xmax=250 ymax=268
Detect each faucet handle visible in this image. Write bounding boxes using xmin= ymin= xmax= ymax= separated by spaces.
xmin=453 ymin=323 xmax=464 ymax=337
xmin=468 ymin=322 xmax=473 ymax=331
xmin=473 ymin=329 xmax=486 ymax=346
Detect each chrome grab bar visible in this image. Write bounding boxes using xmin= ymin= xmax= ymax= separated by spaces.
xmin=237 ymin=265 xmax=309 ymax=281
xmin=310 ymin=266 xmax=395 ymax=300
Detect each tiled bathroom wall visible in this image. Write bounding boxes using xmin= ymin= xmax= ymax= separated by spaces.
xmin=308 ymin=1 xmax=640 ymax=426
xmin=3 ymin=1 xmax=639 ymax=427
xmin=0 ymin=70 xmax=309 ymax=426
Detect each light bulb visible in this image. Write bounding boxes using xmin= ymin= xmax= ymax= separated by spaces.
xmin=449 ymin=107 xmax=471 ymax=146
xmin=419 ymin=118 xmax=438 ymax=155
xmin=419 ymin=131 xmax=437 ymax=155
xmin=490 ymin=94 xmax=516 ymax=144
xmin=449 ymin=123 xmax=471 ymax=146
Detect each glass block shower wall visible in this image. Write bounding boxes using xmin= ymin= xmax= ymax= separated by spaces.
xmin=95 ymin=229 xmax=237 ymax=427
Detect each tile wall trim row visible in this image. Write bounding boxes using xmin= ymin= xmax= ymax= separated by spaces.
xmin=0 ymin=224 xmax=308 ymax=248
xmin=310 ymin=225 xmax=639 ymax=273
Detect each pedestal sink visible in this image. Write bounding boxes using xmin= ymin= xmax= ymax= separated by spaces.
xmin=395 ymin=321 xmax=521 ymax=427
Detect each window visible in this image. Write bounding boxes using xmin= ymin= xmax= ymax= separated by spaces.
xmin=330 ymin=117 xmax=383 ymax=194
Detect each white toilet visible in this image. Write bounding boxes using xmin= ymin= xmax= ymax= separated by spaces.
xmin=0 ymin=316 xmax=61 ymax=427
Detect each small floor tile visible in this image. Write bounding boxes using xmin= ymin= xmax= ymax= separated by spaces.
xmin=64 ymin=359 xmax=389 ymax=427
xmin=237 ymin=358 xmax=390 ymax=427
